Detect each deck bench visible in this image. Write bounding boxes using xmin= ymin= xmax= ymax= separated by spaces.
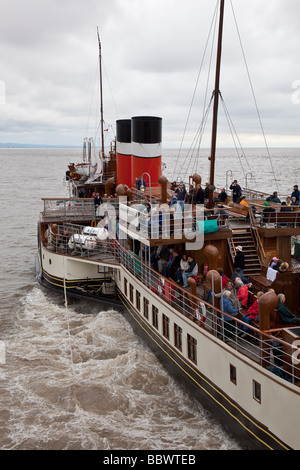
xmin=259 ymin=210 xmax=300 ymax=227
xmin=224 ymin=203 xmax=249 ymax=219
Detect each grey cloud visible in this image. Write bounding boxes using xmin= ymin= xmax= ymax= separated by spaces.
xmin=0 ymin=0 xmax=300 ymax=148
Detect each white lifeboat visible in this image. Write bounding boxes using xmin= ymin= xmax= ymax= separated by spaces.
xmin=74 ymin=163 xmax=97 ymax=177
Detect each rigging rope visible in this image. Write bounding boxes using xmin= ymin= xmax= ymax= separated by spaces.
xmin=176 ymin=95 xmax=214 ymax=180
xmin=172 ymin=0 xmax=279 ymax=195
xmin=220 ymin=93 xmax=259 ymax=190
xmin=229 ymin=0 xmax=279 ymax=192
xmin=171 ymin=1 xmax=219 ymax=181
xmin=85 ymin=52 xmax=118 ymax=151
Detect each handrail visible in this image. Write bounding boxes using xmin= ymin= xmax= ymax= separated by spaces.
xmin=249 ymin=206 xmax=266 ymax=265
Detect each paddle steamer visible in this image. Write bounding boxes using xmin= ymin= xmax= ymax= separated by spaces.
xmin=37 ymin=2 xmax=300 ymax=450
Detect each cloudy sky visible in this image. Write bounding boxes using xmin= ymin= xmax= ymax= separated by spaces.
xmin=1 ymin=0 xmax=300 ymax=149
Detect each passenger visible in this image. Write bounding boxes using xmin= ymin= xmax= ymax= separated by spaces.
xmin=235 ymin=279 xmax=250 ymax=309
xmin=280 ymin=201 xmax=292 ymax=212
xmin=204 ymin=182 xmax=210 ymax=203
xmin=231 ymin=267 xmax=249 ymax=285
xmin=182 ymin=256 xmax=198 ymax=287
xmin=170 ymin=195 xmax=178 ymax=206
xmin=175 ymin=181 xmax=187 ymax=208
xmin=291 ymin=197 xmax=298 ymax=206
xmin=150 ymin=247 xmax=159 ymax=270
xmin=213 ymin=281 xmax=240 ymax=310
xmin=163 ymin=250 xmax=181 ymax=279
xmin=94 ymin=192 xmax=103 ymax=216
xmin=136 ymin=176 xmax=146 ymax=190
xmin=157 ymin=246 xmax=170 ymax=273
xmin=278 ymin=262 xmax=289 ymax=273
xmin=221 ymin=290 xmax=240 ymax=341
xmin=175 ymin=254 xmax=189 ymax=283
xmin=233 ymin=245 xmax=245 ymax=271
xmin=260 ymin=202 xmax=276 ymax=225
xmin=229 ymin=180 xmax=242 ymax=203
xmin=273 ymin=259 xmax=283 ymax=271
xmin=268 ymin=257 xmax=279 ymax=269
xmin=239 ymin=291 xmax=264 ymax=333
xmin=266 ymin=192 xmax=281 ymax=203
xmin=214 ymin=188 xmax=227 ymax=204
xmin=217 ymin=268 xmax=229 ymax=289
xmin=291 ymin=185 xmax=300 ymax=204
xmin=215 ymin=204 xmax=229 ymax=219
xmin=187 ymin=185 xmax=196 ymax=205
xmin=239 ymin=196 xmax=249 ymax=207
xmin=196 ymin=185 xmax=205 ymax=205
xmin=277 ymin=294 xmax=300 ymax=325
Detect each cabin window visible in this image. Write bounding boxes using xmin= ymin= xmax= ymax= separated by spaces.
xmin=129 ymin=284 xmax=134 ymax=303
xmin=124 ymin=278 xmax=128 ymax=297
xmin=162 ymin=314 xmax=170 ymax=340
xmin=152 ymin=306 xmax=159 ymax=330
xmin=253 ymin=380 xmax=261 ymax=403
xmin=143 ymin=297 xmax=149 ymax=319
xmin=174 ymin=324 xmax=182 ymax=351
xmin=136 ymin=291 xmax=141 ymax=311
xmin=230 ymin=364 xmax=237 ymax=385
xmin=187 ymin=334 xmax=197 ymax=364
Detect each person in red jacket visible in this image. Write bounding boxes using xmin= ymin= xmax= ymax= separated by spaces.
xmin=235 ymin=279 xmax=249 ymax=308
xmin=239 ymin=291 xmax=264 ymax=334
xmin=217 ymin=268 xmax=229 ymax=289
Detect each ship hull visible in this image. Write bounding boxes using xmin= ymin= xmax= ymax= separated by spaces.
xmin=118 ymin=290 xmax=291 ymax=451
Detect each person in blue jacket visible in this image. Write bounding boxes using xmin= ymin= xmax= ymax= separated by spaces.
xmin=221 ymin=290 xmax=240 ymax=341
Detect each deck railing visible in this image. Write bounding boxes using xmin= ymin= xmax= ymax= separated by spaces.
xmin=44 ymin=221 xmax=300 ymax=386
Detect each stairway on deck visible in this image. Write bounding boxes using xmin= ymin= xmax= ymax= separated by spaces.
xmin=232 ymin=229 xmax=261 ymax=277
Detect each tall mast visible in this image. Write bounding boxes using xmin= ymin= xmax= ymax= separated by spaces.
xmin=209 ymin=0 xmax=225 ymax=207
xmin=97 ymin=27 xmax=105 ymax=160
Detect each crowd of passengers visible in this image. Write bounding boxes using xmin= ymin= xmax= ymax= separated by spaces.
xmin=149 ymin=244 xmax=300 ymax=341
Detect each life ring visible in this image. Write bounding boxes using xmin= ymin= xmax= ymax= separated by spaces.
xmin=195 ymin=300 xmax=206 ymax=323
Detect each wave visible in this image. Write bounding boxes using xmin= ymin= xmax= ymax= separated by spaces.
xmin=0 ymin=287 xmax=240 ymax=450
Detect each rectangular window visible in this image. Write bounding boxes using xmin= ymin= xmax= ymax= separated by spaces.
xmin=162 ymin=314 xmax=170 ymax=339
xmin=143 ymin=297 xmax=149 ymax=319
xmin=187 ymin=334 xmax=197 ymax=364
xmin=230 ymin=364 xmax=237 ymax=385
xmin=152 ymin=305 xmax=159 ymax=330
xmin=129 ymin=284 xmax=134 ymax=303
xmin=174 ymin=324 xmax=182 ymax=351
xmin=253 ymin=380 xmax=261 ymax=403
xmin=136 ymin=290 xmax=141 ymax=311
xmin=124 ymin=278 xmax=128 ymax=297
